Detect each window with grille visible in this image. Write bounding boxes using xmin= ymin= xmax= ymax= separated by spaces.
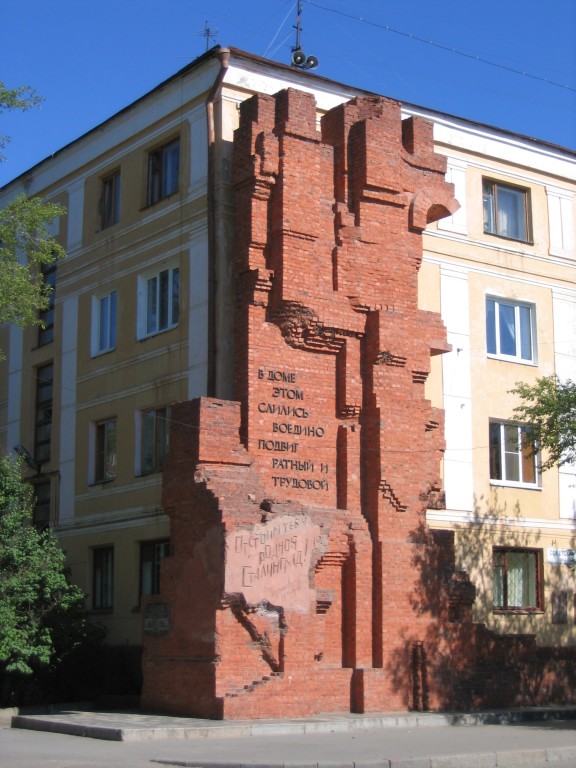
xmin=34 ymin=362 xmax=53 ymax=464
xmin=38 ymin=261 xmax=56 ymax=346
xmin=493 ymin=548 xmax=542 ymax=611
xmin=33 ymin=480 xmax=51 ymax=531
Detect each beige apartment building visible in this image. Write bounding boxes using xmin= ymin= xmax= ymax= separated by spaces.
xmin=1 ymin=47 xmax=575 ymax=652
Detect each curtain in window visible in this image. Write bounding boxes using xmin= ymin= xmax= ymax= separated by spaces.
xmin=507 ymin=551 xmax=536 ymax=608
xmin=493 ymin=551 xmax=504 ymax=606
xmin=497 ymin=187 xmax=525 ymax=240
xmin=498 ymin=303 xmax=516 ymax=356
xmin=162 ymin=141 xmax=179 ymax=198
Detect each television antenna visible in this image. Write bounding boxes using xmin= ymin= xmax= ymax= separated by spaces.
xmin=291 ymin=0 xmax=318 ymax=70
xmin=199 ymin=20 xmax=218 ymax=52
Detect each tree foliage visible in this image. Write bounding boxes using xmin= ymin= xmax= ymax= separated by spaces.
xmin=0 ymin=195 xmax=65 ymax=328
xmin=0 ymin=82 xmax=42 ymax=160
xmin=512 ymin=375 xmax=576 ymax=470
xmin=0 ymin=455 xmax=89 ymax=679
xmin=0 ymin=81 xmax=65 ymax=344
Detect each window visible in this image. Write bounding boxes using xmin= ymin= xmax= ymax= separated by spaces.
xmin=34 ymin=363 xmax=53 ymax=464
xmin=92 ymin=291 xmax=117 ymax=355
xmin=33 ymin=480 xmax=51 ymax=531
xmin=94 ymin=419 xmax=117 ymax=482
xmin=138 ymin=266 xmax=179 ymax=337
xmin=38 ymin=261 xmax=56 ymax=346
xmin=93 ymin=546 xmax=114 ymax=610
xmin=493 ymin=548 xmax=542 ymax=611
xmin=146 ymin=138 xmax=179 ymax=205
xmin=489 ymin=421 xmax=539 ymax=486
xmin=141 ymin=406 xmax=171 ymax=474
xmin=100 ymin=170 xmax=121 ymax=229
xmin=140 ymin=539 xmax=170 ymax=597
xmin=483 ymin=179 xmax=531 ymax=242
xmin=486 ymin=297 xmax=535 ymax=363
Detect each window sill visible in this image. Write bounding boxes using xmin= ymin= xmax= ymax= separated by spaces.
xmin=95 ymin=222 xmax=120 ymax=234
xmin=89 ymin=608 xmax=113 ymax=615
xmin=483 ymin=230 xmax=534 ymax=246
xmin=91 ymin=347 xmax=117 ymax=359
xmin=141 ymin=190 xmax=179 ymax=211
xmin=493 ymin=608 xmax=544 ymax=616
xmin=487 ymin=354 xmax=537 ymax=367
xmin=490 ymin=480 xmax=541 ymax=491
xmin=89 ymin=477 xmax=116 ymax=487
xmin=136 ymin=325 xmax=178 ymax=342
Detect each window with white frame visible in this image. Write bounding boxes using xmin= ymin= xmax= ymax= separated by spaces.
xmin=94 ymin=418 xmax=117 ymax=482
xmin=137 ymin=266 xmax=179 ymax=338
xmin=140 ymin=406 xmax=171 ymax=474
xmin=493 ymin=548 xmax=542 ymax=611
xmin=486 ymin=297 xmax=535 ymax=363
xmin=146 ymin=138 xmax=179 ymax=205
xmin=483 ymin=179 xmax=531 ymax=242
xmin=489 ymin=421 xmax=539 ymax=486
xmin=92 ymin=291 xmax=117 ymax=355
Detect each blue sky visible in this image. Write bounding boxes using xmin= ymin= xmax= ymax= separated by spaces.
xmin=1 ymin=0 xmax=575 ymax=187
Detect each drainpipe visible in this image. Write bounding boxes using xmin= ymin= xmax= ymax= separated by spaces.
xmin=206 ymin=47 xmax=230 ymax=398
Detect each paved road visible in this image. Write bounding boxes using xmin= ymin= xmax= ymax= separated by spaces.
xmin=2 ymin=716 xmax=576 ymax=768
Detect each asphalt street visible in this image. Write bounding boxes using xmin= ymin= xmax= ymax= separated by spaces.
xmin=2 ymin=712 xmax=576 ymax=768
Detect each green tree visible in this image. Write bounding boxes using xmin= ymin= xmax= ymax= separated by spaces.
xmin=0 ymin=455 xmax=89 ymax=695
xmin=0 ymin=82 xmax=65 ymax=344
xmin=512 ymin=375 xmax=576 ymax=470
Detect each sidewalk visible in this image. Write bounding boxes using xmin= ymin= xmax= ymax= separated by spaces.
xmin=5 ymin=705 xmax=576 ymax=768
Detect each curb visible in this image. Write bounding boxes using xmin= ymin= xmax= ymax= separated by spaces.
xmin=150 ymin=745 xmax=576 ymax=768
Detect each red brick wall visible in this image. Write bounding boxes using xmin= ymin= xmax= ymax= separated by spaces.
xmin=140 ymin=89 xmax=576 ymax=718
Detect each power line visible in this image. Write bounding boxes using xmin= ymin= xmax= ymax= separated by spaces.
xmin=307 ymin=0 xmax=576 ymax=94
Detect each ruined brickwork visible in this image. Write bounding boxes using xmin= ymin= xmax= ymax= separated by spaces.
xmin=141 ymin=91 xmax=576 ymax=718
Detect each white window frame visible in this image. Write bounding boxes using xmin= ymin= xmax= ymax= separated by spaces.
xmin=137 ymin=266 xmax=179 ymax=339
xmin=486 ymin=296 xmax=536 ymax=364
xmin=91 ymin=291 xmax=117 ymax=356
xmin=489 ymin=421 xmax=540 ymax=489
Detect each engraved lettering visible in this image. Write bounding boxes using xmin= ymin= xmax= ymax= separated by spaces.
xmin=272 ymin=387 xmax=304 ymax=400
xmin=267 ymin=370 xmax=297 ymax=383
xmin=257 ymin=403 xmax=309 ymax=418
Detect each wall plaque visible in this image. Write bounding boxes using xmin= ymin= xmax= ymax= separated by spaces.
xmin=144 ymin=602 xmax=170 ymax=635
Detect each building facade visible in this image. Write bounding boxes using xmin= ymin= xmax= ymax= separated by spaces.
xmin=1 ymin=47 xmax=575 ymax=712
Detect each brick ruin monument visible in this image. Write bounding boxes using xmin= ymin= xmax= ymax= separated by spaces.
xmin=141 ymin=90 xmax=576 ymax=718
